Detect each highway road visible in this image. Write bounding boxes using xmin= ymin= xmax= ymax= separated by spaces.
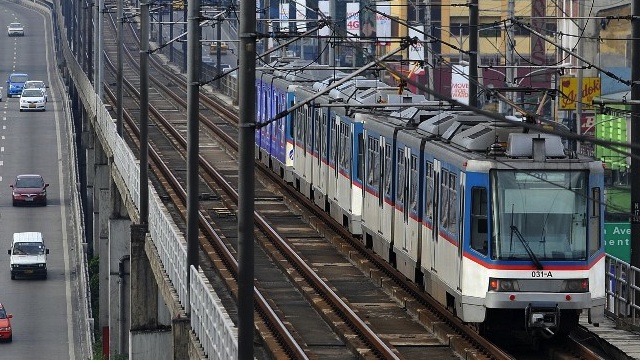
xmin=0 ymin=1 xmax=90 ymax=359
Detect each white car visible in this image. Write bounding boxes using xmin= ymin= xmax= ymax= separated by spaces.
xmin=7 ymin=22 xmax=24 ymax=37
xmin=19 ymin=89 xmax=46 ymax=112
xmin=23 ymin=80 xmax=47 ymax=102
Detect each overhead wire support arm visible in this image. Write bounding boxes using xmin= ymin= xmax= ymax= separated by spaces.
xmin=198 ymin=25 xmax=324 ymax=87
xmin=259 ymin=40 xmax=414 ymax=129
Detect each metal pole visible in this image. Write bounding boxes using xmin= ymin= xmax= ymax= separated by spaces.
xmin=328 ymin=0 xmax=335 ymax=66
xmin=630 ymin=0 xmax=640 ymax=289
xmin=169 ymin=4 xmax=175 ymax=62
xmin=183 ymin=5 xmax=188 ymax=72
xmin=238 ymin=0 xmax=257 ymax=357
xmin=116 ymin=0 xmax=124 ymax=135
xmin=468 ymin=0 xmax=478 ymax=107
xmin=140 ymin=0 xmax=150 ymax=226
xmin=216 ymin=19 xmax=222 ymax=88
xmin=576 ymin=1 xmax=584 ymax=152
xmin=505 ymin=0 xmax=514 ymax=115
xmin=186 ymin=0 xmax=201 ymax=315
xmin=425 ymin=1 xmax=433 ymax=100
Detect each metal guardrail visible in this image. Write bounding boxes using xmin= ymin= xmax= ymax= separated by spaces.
xmin=46 ymin=0 xmax=239 ymax=358
xmin=605 ymin=254 xmax=640 ymax=329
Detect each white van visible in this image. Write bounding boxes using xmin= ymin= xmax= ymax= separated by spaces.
xmin=8 ymin=232 xmax=49 ymax=280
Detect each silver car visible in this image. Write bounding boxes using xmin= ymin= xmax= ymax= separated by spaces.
xmin=7 ymin=23 xmax=23 ymax=37
xmin=23 ymin=80 xmax=47 ymax=102
xmin=19 ymin=89 xmax=46 ymax=112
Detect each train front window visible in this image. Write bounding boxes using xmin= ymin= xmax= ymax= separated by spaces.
xmin=491 ymin=170 xmax=588 ymax=261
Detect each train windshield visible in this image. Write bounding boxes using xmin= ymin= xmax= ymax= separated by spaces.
xmin=491 ymin=170 xmax=588 ymax=261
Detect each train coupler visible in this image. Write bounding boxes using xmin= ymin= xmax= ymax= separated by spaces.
xmin=525 ymin=302 xmax=560 ymax=337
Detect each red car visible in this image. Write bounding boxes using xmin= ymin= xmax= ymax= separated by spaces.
xmin=0 ymin=304 xmax=13 ymax=342
xmin=10 ymin=174 xmax=49 ymax=206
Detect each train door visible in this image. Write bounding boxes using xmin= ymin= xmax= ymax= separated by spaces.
xmin=393 ymin=147 xmax=407 ymax=263
xmin=431 ymin=160 xmax=441 ymax=273
xmin=456 ymin=173 xmax=465 ymax=292
xmin=379 ymin=141 xmax=390 ymax=235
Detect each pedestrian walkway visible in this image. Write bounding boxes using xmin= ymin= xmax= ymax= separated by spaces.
xmin=580 ymin=314 xmax=640 ymax=359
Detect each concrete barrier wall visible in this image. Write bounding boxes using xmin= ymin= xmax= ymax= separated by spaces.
xmin=42 ymin=0 xmax=239 ymax=357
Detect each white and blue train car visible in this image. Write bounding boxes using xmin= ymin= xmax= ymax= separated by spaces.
xmin=364 ymin=111 xmax=605 ymax=337
xmin=430 ymin=122 xmax=605 ymax=337
xmin=361 ymin=113 xmax=408 ymax=262
xmin=256 ymin=61 xmax=336 ymax=182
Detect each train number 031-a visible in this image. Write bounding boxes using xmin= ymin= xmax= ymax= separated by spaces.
xmin=531 ymin=270 xmax=553 ymax=278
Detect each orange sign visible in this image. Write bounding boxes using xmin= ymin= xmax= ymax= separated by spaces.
xmin=558 ymin=77 xmax=601 ymax=110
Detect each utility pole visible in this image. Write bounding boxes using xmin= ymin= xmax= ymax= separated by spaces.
xmin=630 ymin=0 xmax=640 ymax=287
xmin=328 ymin=0 xmax=335 ymax=66
xmin=425 ymin=0 xmax=433 ymax=100
xmin=140 ymin=0 xmax=150 ymax=226
xmin=505 ymin=0 xmax=514 ymax=115
xmin=238 ymin=0 xmax=257 ymax=358
xmin=216 ymin=18 xmax=222 ymax=88
xmin=186 ymin=0 xmax=201 ymax=314
xmin=116 ymin=0 xmax=123 ymax=135
xmin=468 ymin=0 xmax=478 ymax=107
xmin=93 ymin=0 xmax=104 ymax=98
xmin=576 ymin=1 xmax=584 ymax=152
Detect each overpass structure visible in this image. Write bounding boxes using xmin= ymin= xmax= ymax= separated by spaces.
xmin=16 ymin=0 xmax=240 ymax=358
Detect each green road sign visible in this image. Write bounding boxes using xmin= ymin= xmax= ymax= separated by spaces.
xmin=604 ymin=222 xmax=631 ymax=262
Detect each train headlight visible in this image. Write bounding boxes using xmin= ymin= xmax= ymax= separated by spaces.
xmin=488 ymin=278 xmax=520 ymax=292
xmin=562 ymin=279 xmax=588 ymax=292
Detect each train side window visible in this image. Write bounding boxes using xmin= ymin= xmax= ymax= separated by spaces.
xmin=424 ymin=162 xmax=434 ymax=221
xmin=397 ymin=149 xmax=405 ymax=204
xmin=356 ymin=133 xmax=364 ymax=182
xmin=448 ymin=172 xmax=458 ymax=234
xmin=320 ymin=113 xmax=327 ymax=159
xmin=330 ymin=120 xmax=337 ymax=166
xmin=440 ymin=169 xmax=450 ymax=228
xmin=470 ymin=187 xmax=488 ymax=255
xmin=409 ymin=155 xmax=418 ymax=213
xmin=313 ymin=109 xmax=321 ymax=154
xmin=589 ymin=187 xmax=601 ymax=257
xmin=383 ymin=144 xmax=392 ymax=197
xmin=366 ymin=136 xmax=379 ymax=187
xmin=296 ymin=108 xmax=304 ymax=142
xmin=306 ymin=107 xmax=313 ymax=149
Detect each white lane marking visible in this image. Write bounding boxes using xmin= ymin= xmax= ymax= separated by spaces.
xmin=1 ymin=147 xmax=4 ymax=152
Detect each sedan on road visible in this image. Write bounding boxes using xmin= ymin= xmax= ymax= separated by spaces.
xmin=7 ymin=22 xmax=23 ymax=36
xmin=10 ymin=174 xmax=49 ymax=206
xmin=19 ymin=88 xmax=46 ymax=111
xmin=23 ymin=80 xmax=47 ymax=102
xmin=0 ymin=304 xmax=13 ymax=342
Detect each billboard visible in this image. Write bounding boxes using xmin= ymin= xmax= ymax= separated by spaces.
xmin=451 ymin=65 xmax=469 ymax=105
xmin=604 ymin=222 xmax=630 ymax=262
xmin=558 ymin=77 xmax=601 ymax=110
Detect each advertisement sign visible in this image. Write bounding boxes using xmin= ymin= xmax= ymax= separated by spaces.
xmin=295 ymin=0 xmax=306 ymax=32
xmin=451 ymin=65 xmax=469 ymax=105
xmin=345 ymin=2 xmax=360 ymax=37
xmin=318 ymin=1 xmax=329 ymax=36
xmin=604 ymin=222 xmax=630 ymax=262
xmin=558 ymin=77 xmax=601 ymax=110
xmin=408 ymin=26 xmax=424 ymax=61
xmin=279 ymin=0 xmax=290 ymax=32
xmin=376 ymin=2 xmax=391 ymax=45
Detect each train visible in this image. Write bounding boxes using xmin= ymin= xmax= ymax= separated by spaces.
xmin=254 ymin=57 xmax=606 ymax=338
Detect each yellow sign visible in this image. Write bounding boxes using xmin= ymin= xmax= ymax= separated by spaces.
xmin=558 ymin=77 xmax=601 ymax=110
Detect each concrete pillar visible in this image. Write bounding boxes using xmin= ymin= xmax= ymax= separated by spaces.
xmin=108 ymin=218 xmax=131 ymax=357
xmin=84 ymin=122 xmax=95 ymax=255
xmin=130 ymin=225 xmax=171 ymax=359
xmin=94 ymin=144 xmax=110 ymax=344
xmin=172 ymin=316 xmax=190 ymax=359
